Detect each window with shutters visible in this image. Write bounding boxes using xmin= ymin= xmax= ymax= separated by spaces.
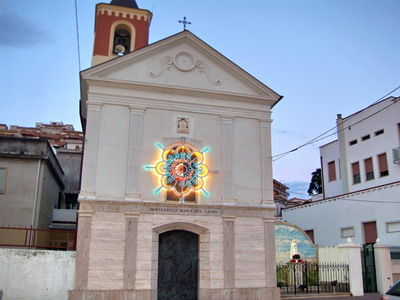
xmin=351 ymin=162 xmax=361 ymax=184
xmin=364 ymin=158 xmax=374 ymax=181
xmin=328 ymin=161 xmax=336 ymax=182
xmin=378 ymin=153 xmax=389 ymax=177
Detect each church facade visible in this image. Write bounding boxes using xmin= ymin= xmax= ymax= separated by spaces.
xmin=69 ymin=1 xmax=282 ymax=299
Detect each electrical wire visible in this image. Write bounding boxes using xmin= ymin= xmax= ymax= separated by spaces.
xmin=370 ymin=84 xmax=400 ymax=105
xmin=74 ymin=0 xmax=82 ymax=71
xmin=272 ymin=87 xmax=400 ymax=162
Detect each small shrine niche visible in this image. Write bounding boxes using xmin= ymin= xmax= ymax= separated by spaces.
xmin=177 ymin=117 xmax=189 ymax=134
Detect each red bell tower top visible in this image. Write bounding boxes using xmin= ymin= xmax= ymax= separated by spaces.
xmin=91 ymin=0 xmax=152 ymax=66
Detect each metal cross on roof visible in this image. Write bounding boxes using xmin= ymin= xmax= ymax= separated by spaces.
xmin=179 ymin=17 xmax=191 ymax=31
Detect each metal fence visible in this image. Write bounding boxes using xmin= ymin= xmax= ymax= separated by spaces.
xmin=0 ymin=226 xmax=76 ymax=250
xmin=276 ymin=262 xmax=350 ymax=295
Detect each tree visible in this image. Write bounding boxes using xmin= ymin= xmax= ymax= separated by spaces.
xmin=307 ymin=168 xmax=322 ymax=195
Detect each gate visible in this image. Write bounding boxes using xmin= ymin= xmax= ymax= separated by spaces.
xmin=277 ymin=262 xmax=350 ymax=295
xmin=157 ymin=230 xmax=198 ymax=300
xmin=361 ymin=243 xmax=377 ymax=293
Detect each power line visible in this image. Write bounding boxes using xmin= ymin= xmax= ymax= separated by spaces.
xmin=74 ymin=0 xmax=82 ymax=71
xmin=371 ymin=84 xmax=400 ymax=105
xmin=272 ymin=86 xmax=400 ymax=162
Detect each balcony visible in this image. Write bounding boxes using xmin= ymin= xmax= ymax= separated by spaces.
xmin=393 ymin=147 xmax=400 ymax=164
xmin=53 ymin=208 xmax=77 ymax=223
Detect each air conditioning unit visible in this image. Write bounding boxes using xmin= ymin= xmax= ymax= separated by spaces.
xmin=393 ymin=147 xmax=400 ymax=164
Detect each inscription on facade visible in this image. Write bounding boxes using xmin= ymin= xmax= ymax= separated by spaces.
xmin=149 ymin=207 xmax=219 ymax=215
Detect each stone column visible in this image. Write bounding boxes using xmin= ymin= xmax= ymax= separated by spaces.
xmin=260 ymin=119 xmax=274 ymax=205
xmin=221 ymin=117 xmax=235 ymax=204
xmin=124 ymin=213 xmax=140 ymax=289
xmin=125 ymin=107 xmax=144 ymax=200
xmin=223 ymin=216 xmax=235 ymax=288
xmin=80 ymin=104 xmax=101 ymax=197
xmin=74 ymin=210 xmax=93 ymax=290
xmin=338 ymin=238 xmax=363 ymax=296
xmin=374 ymin=241 xmax=393 ymax=294
xmin=264 ymin=217 xmax=277 ymax=287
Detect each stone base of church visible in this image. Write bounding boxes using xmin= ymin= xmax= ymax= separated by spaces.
xmin=71 ymin=200 xmax=279 ymax=300
xmin=69 ymin=289 xmax=151 ymax=300
xmin=69 ymin=287 xmax=281 ymax=300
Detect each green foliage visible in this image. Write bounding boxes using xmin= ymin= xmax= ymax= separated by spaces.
xmin=307 ymin=168 xmax=322 ymax=195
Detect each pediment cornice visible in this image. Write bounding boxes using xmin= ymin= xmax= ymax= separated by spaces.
xmin=83 ymin=77 xmax=277 ymax=106
xmin=82 ymin=32 xmax=281 ymax=101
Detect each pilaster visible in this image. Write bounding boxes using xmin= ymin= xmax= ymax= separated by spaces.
xmin=260 ymin=119 xmax=273 ymax=205
xmin=124 ymin=213 xmax=140 ymax=289
xmin=223 ymin=216 xmax=235 ymax=288
xmin=126 ymin=107 xmax=145 ymax=200
xmin=221 ymin=117 xmax=235 ymax=204
xmin=264 ymin=217 xmax=277 ymax=287
xmin=81 ymin=104 xmax=102 ymax=196
xmin=75 ymin=210 xmax=93 ymax=290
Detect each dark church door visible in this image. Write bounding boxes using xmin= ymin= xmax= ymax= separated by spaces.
xmin=157 ymin=230 xmax=198 ymax=300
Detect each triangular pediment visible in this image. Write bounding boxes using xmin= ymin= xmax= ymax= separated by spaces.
xmin=82 ymin=31 xmax=281 ymax=103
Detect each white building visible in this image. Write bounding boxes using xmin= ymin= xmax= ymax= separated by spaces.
xmin=283 ymin=96 xmax=400 ymax=248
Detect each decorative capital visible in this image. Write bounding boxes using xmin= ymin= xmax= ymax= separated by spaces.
xmin=222 ymin=215 xmax=236 ymax=222
xmin=125 ymin=212 xmax=140 ymax=219
xmin=263 ymin=217 xmax=275 ymax=224
xmin=78 ymin=210 xmax=94 ymax=217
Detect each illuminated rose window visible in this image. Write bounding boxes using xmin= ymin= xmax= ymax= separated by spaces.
xmin=146 ymin=143 xmax=209 ymax=203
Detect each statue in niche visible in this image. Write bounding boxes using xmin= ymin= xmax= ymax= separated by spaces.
xmin=177 ymin=118 xmax=189 ymax=134
xmin=290 ymin=239 xmax=298 ymax=260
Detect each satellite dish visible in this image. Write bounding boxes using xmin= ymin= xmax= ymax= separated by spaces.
xmin=114 ymin=44 xmax=126 ymax=56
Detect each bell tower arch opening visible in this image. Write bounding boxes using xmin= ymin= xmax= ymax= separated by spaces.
xmin=91 ymin=0 xmax=152 ymax=66
xmin=111 ymin=22 xmax=136 ymax=56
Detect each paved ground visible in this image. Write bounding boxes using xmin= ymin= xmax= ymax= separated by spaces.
xmin=282 ymin=294 xmax=381 ymax=300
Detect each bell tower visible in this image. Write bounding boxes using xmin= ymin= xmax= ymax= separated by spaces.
xmin=91 ymin=0 xmax=152 ymax=66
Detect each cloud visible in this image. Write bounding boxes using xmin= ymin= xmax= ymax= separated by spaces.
xmin=284 ymin=181 xmax=310 ymax=198
xmin=0 ymin=13 xmax=50 ymax=47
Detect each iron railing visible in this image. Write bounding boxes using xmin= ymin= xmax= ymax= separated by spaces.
xmin=277 ymin=262 xmax=350 ymax=295
xmin=0 ymin=226 xmax=76 ymax=250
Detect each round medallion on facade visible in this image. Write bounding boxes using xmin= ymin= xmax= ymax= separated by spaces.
xmin=174 ymin=52 xmax=195 ymax=71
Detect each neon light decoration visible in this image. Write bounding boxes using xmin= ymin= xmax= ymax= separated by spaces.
xmin=146 ymin=143 xmax=209 ymax=203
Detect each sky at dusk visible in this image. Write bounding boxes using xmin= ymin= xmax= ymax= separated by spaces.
xmin=1 ymin=0 xmax=399 ymax=197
